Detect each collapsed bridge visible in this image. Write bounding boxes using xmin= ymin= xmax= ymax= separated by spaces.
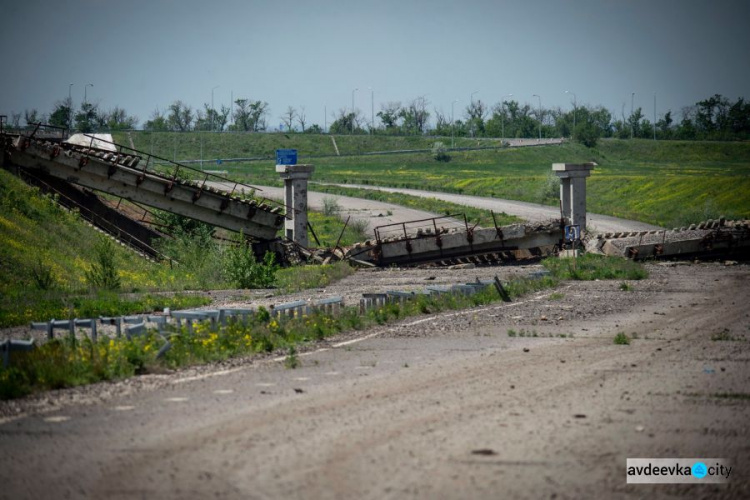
xmin=1 ymin=126 xmax=288 ymax=256
xmin=2 ymin=125 xmax=747 ymax=267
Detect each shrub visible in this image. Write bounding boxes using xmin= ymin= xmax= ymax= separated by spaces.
xmin=224 ymin=240 xmax=279 ymax=289
xmin=614 ymin=332 xmax=631 ymax=345
xmin=85 ymin=237 xmax=121 ymax=290
xmin=573 ymin=121 xmax=601 ymax=148
xmin=31 ymin=257 xmax=56 ymax=290
xmin=322 ymin=196 xmax=341 ymax=216
xmin=432 ymin=141 xmax=451 ymax=162
xmin=542 ymin=254 xmax=648 ymax=281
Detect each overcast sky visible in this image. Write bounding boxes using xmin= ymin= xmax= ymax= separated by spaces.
xmin=1 ymin=0 xmax=748 ymax=129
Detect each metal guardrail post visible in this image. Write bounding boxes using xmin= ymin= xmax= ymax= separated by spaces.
xmin=1 ymin=339 xmax=35 ymax=368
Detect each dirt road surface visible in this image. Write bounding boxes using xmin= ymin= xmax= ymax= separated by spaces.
xmin=319 ymin=183 xmax=663 ymax=234
xmin=1 ymin=262 xmax=748 ymax=499
xmin=210 ymin=182 xmax=463 ymax=234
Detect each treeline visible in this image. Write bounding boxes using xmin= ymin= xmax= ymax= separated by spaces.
xmin=5 ymin=93 xmax=748 ymax=146
xmin=5 ymin=99 xmax=138 ymax=133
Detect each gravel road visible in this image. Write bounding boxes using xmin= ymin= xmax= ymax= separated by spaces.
xmin=209 ymin=182 xmax=463 ymax=234
xmin=232 ymin=181 xmax=661 ymax=237
xmin=318 ymin=183 xmax=663 ymax=234
xmin=1 ymin=262 xmax=748 ymax=499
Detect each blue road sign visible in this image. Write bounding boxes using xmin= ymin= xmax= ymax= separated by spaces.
xmin=276 ymin=149 xmax=298 ymax=165
xmin=565 ymin=225 xmax=581 ymax=242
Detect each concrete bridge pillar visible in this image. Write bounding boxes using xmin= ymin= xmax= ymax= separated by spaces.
xmin=552 ymin=163 xmax=595 ymax=229
xmin=276 ymin=164 xmax=314 ymax=247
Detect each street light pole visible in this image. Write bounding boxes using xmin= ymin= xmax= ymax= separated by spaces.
xmin=653 ymin=92 xmax=657 ymax=141
xmin=451 ymin=99 xmax=459 ymax=148
xmin=565 ymin=90 xmax=576 ymax=137
xmin=501 ymin=93 xmax=513 ymax=144
xmin=533 ymin=94 xmax=542 ymax=140
xmin=68 ymin=83 xmax=74 ymax=131
xmin=84 ymin=83 xmax=93 ymax=105
xmin=368 ymin=87 xmax=374 ymax=134
xmin=211 ymin=85 xmax=220 ymax=132
xmin=351 ymin=88 xmax=358 ymax=134
xmin=631 ymin=92 xmax=635 ymax=139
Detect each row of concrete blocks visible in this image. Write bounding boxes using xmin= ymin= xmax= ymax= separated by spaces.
xmin=1 ymin=339 xmax=35 ymax=368
xmin=358 ymin=281 xmax=495 ymax=313
xmin=598 ymin=219 xmax=732 ymax=240
xmin=28 ymin=297 xmax=346 ymax=343
xmin=29 ymin=309 xmax=256 ymax=342
xmin=271 ymin=297 xmax=345 ymax=319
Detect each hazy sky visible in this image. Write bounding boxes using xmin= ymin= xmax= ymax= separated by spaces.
xmin=1 ymin=0 xmax=748 ymax=129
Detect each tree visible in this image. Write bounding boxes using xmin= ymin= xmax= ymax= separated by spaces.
xmin=433 ymin=108 xmax=451 ymax=136
xmin=627 ymin=107 xmax=644 ymax=138
xmin=280 ymin=106 xmax=297 ymax=132
xmin=377 ymin=101 xmax=401 ymax=132
xmin=10 ymin=112 xmax=21 ymax=128
xmin=24 ymin=109 xmax=43 ymax=128
xmin=49 ymin=98 xmax=73 ymax=129
xmin=195 ymin=104 xmax=229 ymax=131
xmin=231 ymin=99 xmax=269 ymax=132
xmin=465 ymin=99 xmax=488 ymax=137
xmin=399 ymin=96 xmax=430 ymax=135
xmin=728 ymin=98 xmax=750 ymax=137
xmin=103 ymin=106 xmax=138 ymax=130
xmin=144 ymin=108 xmax=169 ymax=131
xmin=573 ymin=120 xmax=601 ymax=148
xmin=304 ymin=124 xmax=323 ymax=134
xmin=656 ymin=110 xmax=673 ymax=139
xmin=74 ymin=102 xmax=100 ymax=133
xmin=675 ymin=107 xmax=697 ymax=140
xmin=696 ymin=94 xmax=730 ymax=135
xmin=296 ymin=106 xmax=307 ymax=132
xmin=167 ymin=100 xmax=194 ymax=131
xmin=329 ymin=108 xmax=364 ymax=134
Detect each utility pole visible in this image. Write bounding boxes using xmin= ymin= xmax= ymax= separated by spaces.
xmin=565 ymin=90 xmax=576 ymax=137
xmin=653 ymin=92 xmax=657 ymax=141
xmin=368 ymin=87 xmax=374 ymax=134
xmin=68 ymin=83 xmax=74 ymax=131
xmin=211 ymin=85 xmax=220 ymax=132
xmin=631 ymin=92 xmax=635 ymax=139
xmin=451 ymin=99 xmax=459 ymax=148
xmin=351 ymin=88 xmax=358 ymax=134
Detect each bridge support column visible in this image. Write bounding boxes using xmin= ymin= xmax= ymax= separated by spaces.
xmin=553 ymin=162 xmax=595 ymax=229
xmin=276 ymin=164 xmax=314 ymax=248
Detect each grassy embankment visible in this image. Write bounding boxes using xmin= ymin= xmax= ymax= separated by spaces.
xmin=121 ymin=132 xmax=750 ymax=228
xmin=0 ymin=170 xmax=356 ymax=327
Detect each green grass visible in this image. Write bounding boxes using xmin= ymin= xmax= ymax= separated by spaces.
xmin=713 ymin=393 xmax=750 ymax=400
xmin=0 ymin=291 xmax=210 ymax=329
xmin=310 ymin=184 xmax=521 ymax=228
xmin=1 ymin=273 xmax=559 ymax=399
xmin=614 ymin=332 xmax=631 ymax=345
xmin=276 ymin=261 xmax=355 ymax=293
xmin=710 ymin=328 xmax=736 ymax=341
xmin=542 ymin=253 xmax=648 ymax=281
xmin=0 ymin=170 xmax=357 ymax=327
xmin=307 ymin=211 xmax=369 ymax=247
xmin=115 ymin=132 xmax=750 ymax=228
